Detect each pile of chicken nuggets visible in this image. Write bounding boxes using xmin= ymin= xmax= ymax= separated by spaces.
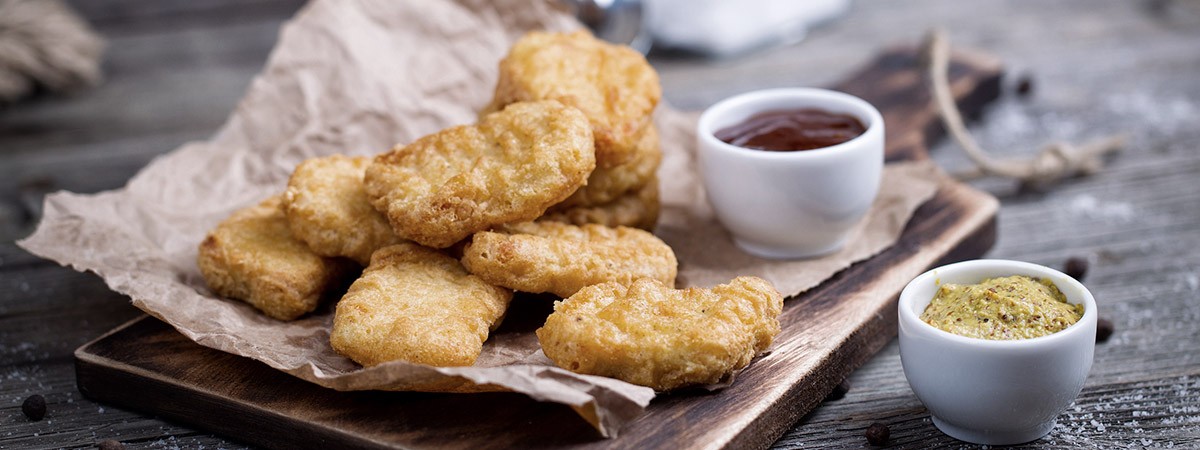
xmin=197 ymin=30 xmax=783 ymax=391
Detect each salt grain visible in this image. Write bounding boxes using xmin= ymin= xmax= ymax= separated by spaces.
xmin=1068 ymin=194 xmax=1134 ymax=222
xmin=1104 ymin=92 xmax=1200 ymax=137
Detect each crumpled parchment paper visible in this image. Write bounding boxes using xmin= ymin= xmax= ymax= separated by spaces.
xmin=18 ymin=0 xmax=939 ymax=437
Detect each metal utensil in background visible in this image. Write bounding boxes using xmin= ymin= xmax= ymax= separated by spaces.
xmin=560 ymin=0 xmax=651 ymax=53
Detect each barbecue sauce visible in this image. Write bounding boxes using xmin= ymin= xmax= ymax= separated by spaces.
xmin=714 ymin=108 xmax=866 ymax=152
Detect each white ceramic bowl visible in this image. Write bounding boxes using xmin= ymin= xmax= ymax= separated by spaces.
xmin=898 ymin=259 xmax=1097 ymax=445
xmin=696 ymin=88 xmax=883 ymax=259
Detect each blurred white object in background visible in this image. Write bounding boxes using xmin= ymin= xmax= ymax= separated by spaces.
xmin=645 ymin=0 xmax=851 ymax=56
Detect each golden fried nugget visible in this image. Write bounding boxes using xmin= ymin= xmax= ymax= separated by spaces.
xmin=484 ymin=30 xmax=661 ymax=168
xmin=556 ymin=125 xmax=661 ymax=209
xmin=537 ymin=277 xmax=783 ymax=391
xmin=330 ymin=243 xmax=512 ymax=367
xmin=541 ymin=176 xmax=660 ymax=231
xmin=365 ymin=101 xmax=595 ymax=248
xmin=283 ymin=155 xmax=405 ymax=265
xmin=462 ymin=221 xmax=676 ymax=298
xmin=197 ymin=195 xmax=352 ymax=321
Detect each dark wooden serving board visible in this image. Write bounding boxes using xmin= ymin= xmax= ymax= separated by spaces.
xmin=75 ymin=47 xmax=1003 ymax=450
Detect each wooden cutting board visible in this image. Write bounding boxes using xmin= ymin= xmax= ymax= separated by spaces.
xmin=75 ymin=47 xmax=1003 ymax=450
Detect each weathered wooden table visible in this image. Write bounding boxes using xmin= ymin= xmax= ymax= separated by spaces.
xmin=2 ymin=0 xmax=1198 ymax=448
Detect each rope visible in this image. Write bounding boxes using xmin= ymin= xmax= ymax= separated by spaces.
xmin=0 ymin=0 xmax=105 ymax=103
xmin=919 ymin=29 xmax=1125 ymax=188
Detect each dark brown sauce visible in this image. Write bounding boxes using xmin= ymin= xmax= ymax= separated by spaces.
xmin=714 ymin=108 xmax=866 ymax=152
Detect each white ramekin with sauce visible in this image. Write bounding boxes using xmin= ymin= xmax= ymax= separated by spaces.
xmin=898 ymin=259 xmax=1098 ymax=445
xmin=696 ymin=88 xmax=883 ymax=259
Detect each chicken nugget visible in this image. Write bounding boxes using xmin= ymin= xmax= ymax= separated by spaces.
xmin=197 ymin=195 xmax=353 ymax=321
xmin=556 ymin=125 xmax=660 ymax=209
xmin=537 ymin=277 xmax=783 ymax=391
xmin=330 ymin=243 xmax=512 ymax=367
xmin=484 ymin=30 xmax=661 ymax=168
xmin=365 ymin=101 xmax=595 ymax=248
xmin=283 ymin=155 xmax=405 ymax=265
xmin=462 ymin=221 xmax=676 ymax=298
xmin=540 ymin=176 xmax=660 ymax=231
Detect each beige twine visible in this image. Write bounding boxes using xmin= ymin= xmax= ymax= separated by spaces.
xmin=920 ymin=29 xmax=1125 ymax=188
xmin=0 ymin=0 xmax=105 ymax=103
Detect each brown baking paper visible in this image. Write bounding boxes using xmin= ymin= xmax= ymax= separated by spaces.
xmin=18 ymin=0 xmax=939 ymax=438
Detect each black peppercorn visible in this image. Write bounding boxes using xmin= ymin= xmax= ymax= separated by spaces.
xmin=21 ymin=394 xmax=46 ymax=421
xmin=1063 ymin=257 xmax=1089 ymax=281
xmin=825 ymin=379 xmax=851 ymax=402
xmin=97 ymin=439 xmax=125 ymax=450
xmin=1097 ymin=318 xmax=1114 ymax=343
xmin=865 ymin=422 xmax=890 ymax=446
xmin=1016 ymin=75 xmax=1034 ymax=97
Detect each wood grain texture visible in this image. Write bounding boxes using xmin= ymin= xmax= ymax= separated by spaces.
xmin=5 ymin=0 xmax=1200 ymax=448
xmin=774 ymin=1 xmax=1200 ymax=447
xmin=835 ymin=47 xmax=1002 ymax=162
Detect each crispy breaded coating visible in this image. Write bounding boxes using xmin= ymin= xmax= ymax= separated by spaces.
xmin=556 ymin=125 xmax=661 ymax=209
xmin=537 ymin=277 xmax=783 ymax=391
xmin=541 ymin=176 xmax=660 ymax=231
xmin=484 ymin=30 xmax=661 ymax=168
xmin=283 ymin=155 xmax=405 ymax=265
xmin=462 ymin=221 xmax=676 ymax=298
xmin=197 ymin=195 xmax=352 ymax=321
xmin=330 ymin=243 xmax=512 ymax=367
xmin=365 ymin=101 xmax=595 ymax=248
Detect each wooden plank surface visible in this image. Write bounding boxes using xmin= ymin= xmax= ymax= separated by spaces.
xmin=68 ymin=39 xmax=1002 ymax=449
xmin=3 ymin=0 xmax=1199 ymax=448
